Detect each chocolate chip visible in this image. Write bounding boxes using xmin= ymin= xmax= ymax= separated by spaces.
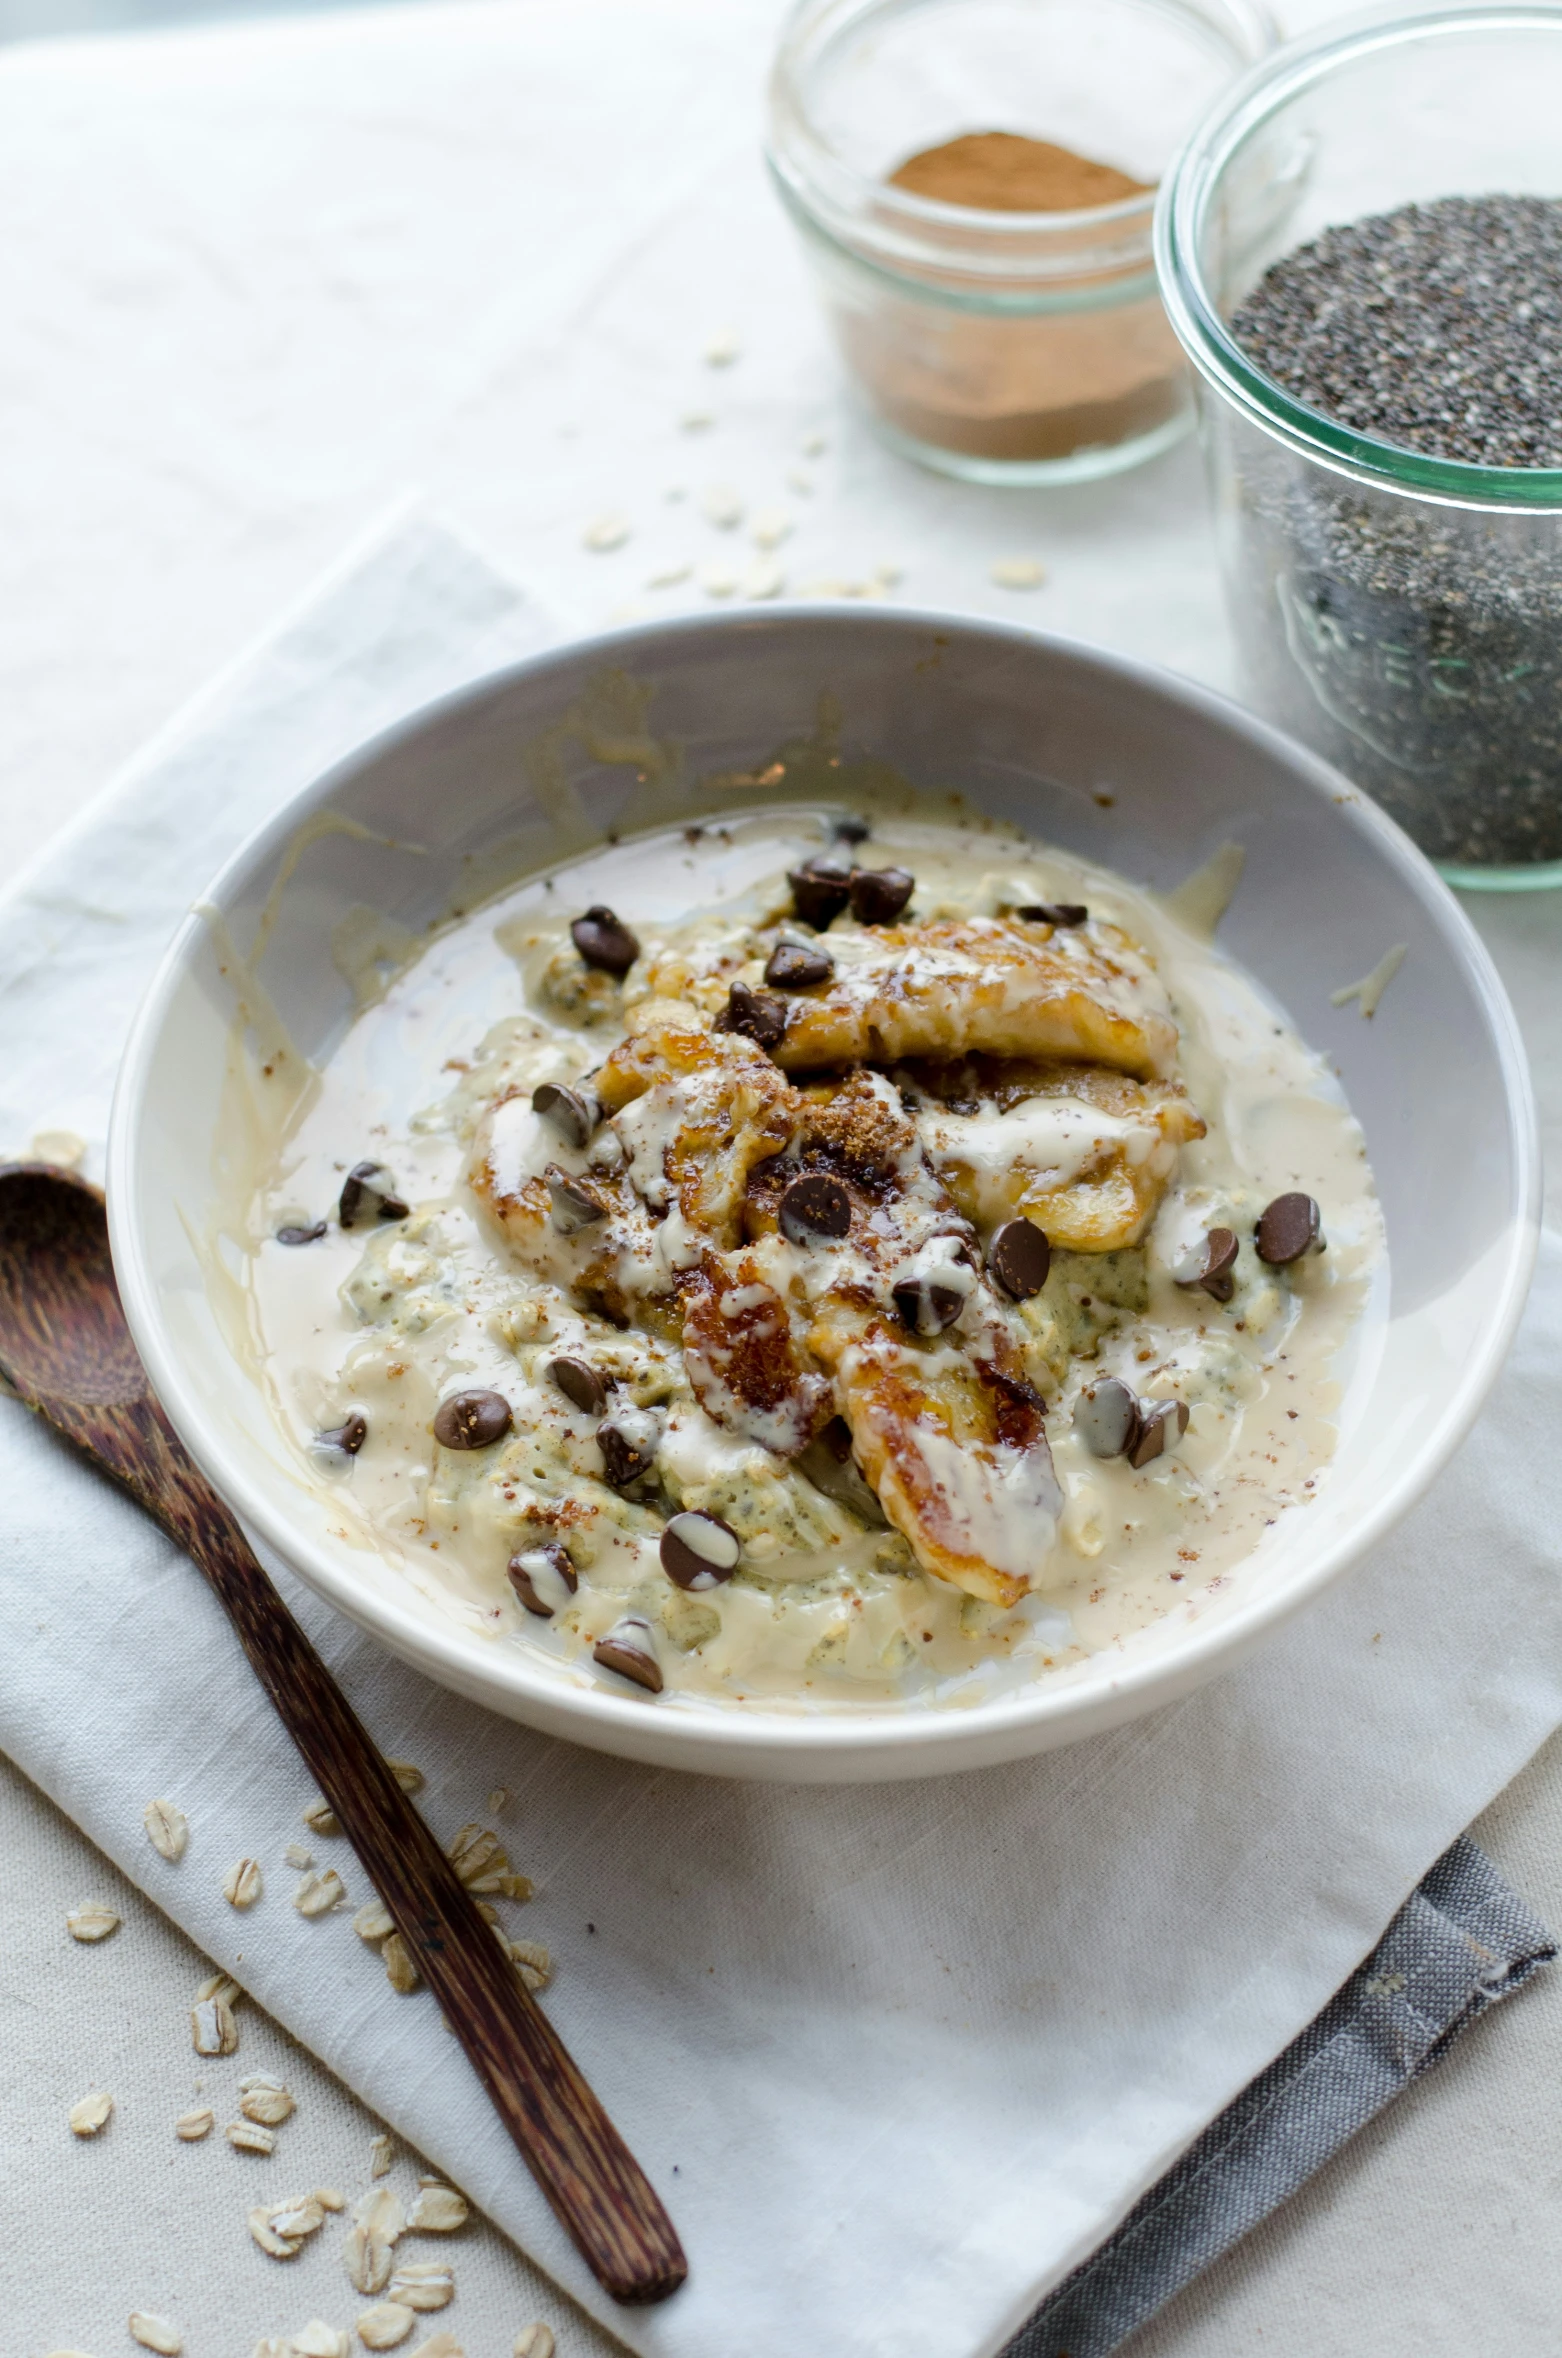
xmin=779 ymin=1171 xmax=853 ymax=1244
xmin=432 ymin=1389 xmax=513 ymax=1450
xmin=548 ymin=1356 xmax=609 ymax=1416
xmin=787 ymin=857 xmax=853 ymax=927
xmin=1129 ymin=1397 xmax=1190 ymax=1469
xmin=1074 ymin=1378 xmax=1140 ymax=1460
xmin=276 ymin=1220 xmax=327 ymax=1246
xmin=848 ymin=866 xmax=914 ymax=925
xmin=531 ymin=1081 xmax=600 ymax=1150
xmin=597 ymin=1418 xmax=658 ymax=1488
xmin=1174 ymin=1226 xmax=1240 ymax=1303
xmin=1255 ymin=1192 xmax=1325 ymax=1267
xmin=570 ymin=905 xmax=639 ymax=975
xmin=314 ymin=1411 xmax=368 ymax=1459
xmin=763 ymin=941 xmax=834 ymax=990
xmin=892 ymin=1272 xmax=966 ymax=1337
xmin=593 ymin=1614 xmax=663 ymax=1693
xmin=833 ymin=815 xmax=871 ymax=845
xmin=547 ymin=1166 xmax=607 ymax=1234
xmin=1017 ymin=903 xmax=1089 ymax=927
xmin=987 ymin=1217 xmax=1051 ymax=1300
xmin=715 ymin=980 xmax=789 ymax=1051
xmin=660 ymin=1509 xmax=741 ymax=1591
xmin=508 ymin=1540 xmax=578 ymax=1619
xmin=338 ymin=1161 xmax=409 ymax=1228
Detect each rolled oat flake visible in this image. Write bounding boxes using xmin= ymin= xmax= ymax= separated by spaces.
xmin=570 ymin=904 xmax=640 ymax=975
xmin=1256 ymin=1191 xmax=1325 ymax=1267
xmin=593 ymin=1614 xmax=664 ymax=1693
xmin=432 ymin=1389 xmax=513 ymax=1450
xmin=531 ymin=1080 xmax=600 ymax=1148
xmin=661 ymin=1509 xmax=741 ymax=1590
xmin=509 ymin=1541 xmax=579 ymax=1618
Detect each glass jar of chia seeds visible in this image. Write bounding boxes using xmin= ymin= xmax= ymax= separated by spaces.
xmin=1156 ymin=4 xmax=1562 ymax=887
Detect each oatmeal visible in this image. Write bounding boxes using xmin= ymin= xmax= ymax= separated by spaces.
xmin=244 ymin=809 xmax=1381 ymax=1710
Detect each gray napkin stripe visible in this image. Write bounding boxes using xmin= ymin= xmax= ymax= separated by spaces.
xmin=1004 ymin=1836 xmax=1555 ymax=2358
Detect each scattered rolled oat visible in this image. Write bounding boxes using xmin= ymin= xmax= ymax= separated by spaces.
xmin=386 ymin=1760 xmax=425 ymax=1796
xmin=293 ymin=2327 xmax=350 ymax=2358
xmin=406 ymin=2183 xmax=468 ymax=2234
xmin=382 ymin=1932 xmax=420 ymax=1993
xmin=508 ymin=1938 xmax=553 ymax=1993
xmin=223 ymin=1857 xmax=264 ymax=1910
xmin=408 ymin=2336 xmax=462 ymax=2358
xmin=227 ymin=2120 xmax=278 ymax=2156
xmin=354 ymin=2186 xmax=406 ymax=2240
xmin=582 ymin=515 xmax=630 ymax=554
xmin=751 ymin=508 xmax=794 ymax=549
xmin=388 ymin=2262 xmax=454 ymax=2311
xmin=240 ymin=2073 xmax=296 ymax=2127
xmin=68 ymin=2089 xmax=113 ymax=2137
xmin=143 ymin=1798 xmax=189 ymax=1862
xmin=514 ymin=2327 xmax=555 ymax=2358
xmin=446 ymin=1824 xmax=504 ymax=1882
xmin=66 ymin=1901 xmax=120 ymax=1942
xmin=801 ymin=430 xmax=828 ymax=456
xmin=699 ymin=563 xmax=738 ymax=599
xmin=700 ymin=484 xmax=743 ymax=529
xmin=295 ymin=1868 xmax=347 ymax=1917
xmin=302 ymin=1797 xmax=341 ymax=1836
xmin=253 ymin=2339 xmax=293 ymax=2358
xmin=370 ymin=2132 xmax=396 ymax=2178
xmin=742 ymin=558 xmax=784 ymax=601
xmin=645 ymin=564 xmax=692 ymax=590
xmin=703 ymin=327 xmax=741 ymax=366
xmin=285 ymin=1842 xmax=314 ymax=1870
xmin=129 ymin=2317 xmax=183 ymax=2356
xmin=486 ymin=1786 xmax=510 ymax=1814
xmin=990 ymin=556 xmax=1047 ymax=590
xmin=316 ymin=2186 xmax=347 ymax=2211
xmin=356 ymin=2304 xmax=415 ymax=2351
xmin=465 ymin=1868 xmax=534 ymax=1901
xmin=679 ymin=409 xmax=714 ymax=431
xmin=30 ymin=1125 xmax=86 ymax=1166
xmin=786 ymin=467 xmax=814 ymax=494
xmin=175 ymin=2107 xmax=214 ymax=2141
xmin=195 ymin=1970 xmax=242 ymax=2004
xmin=250 ymin=2195 xmax=327 ymax=2258
xmin=355 ymin=1899 xmax=396 ymax=1944
xmin=345 ymin=2186 xmax=404 ymax=2293
xmin=191 ymin=1994 xmax=239 ymax=2057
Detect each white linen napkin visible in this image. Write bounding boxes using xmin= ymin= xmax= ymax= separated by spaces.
xmin=1 ymin=514 xmax=1558 ymax=2358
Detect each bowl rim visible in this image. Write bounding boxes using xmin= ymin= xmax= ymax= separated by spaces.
xmin=106 ymin=605 xmax=1541 ymax=1773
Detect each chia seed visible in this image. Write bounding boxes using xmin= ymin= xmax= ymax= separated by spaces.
xmin=1224 ymin=194 xmax=1562 ymax=868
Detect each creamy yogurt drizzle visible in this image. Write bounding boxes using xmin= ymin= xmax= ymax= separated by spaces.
xmin=242 ymin=808 xmax=1383 ymax=1714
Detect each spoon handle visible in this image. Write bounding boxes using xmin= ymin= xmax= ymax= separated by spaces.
xmin=50 ymin=1384 xmax=687 ymax=2304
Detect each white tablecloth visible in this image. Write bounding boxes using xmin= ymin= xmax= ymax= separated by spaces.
xmin=1 ymin=5 xmax=1559 ymax=2355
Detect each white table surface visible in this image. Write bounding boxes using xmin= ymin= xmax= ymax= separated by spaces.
xmin=0 ymin=3 xmax=1557 ymax=2352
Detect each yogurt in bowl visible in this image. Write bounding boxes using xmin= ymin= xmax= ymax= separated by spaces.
xmin=107 ymin=609 xmax=1537 ymax=1780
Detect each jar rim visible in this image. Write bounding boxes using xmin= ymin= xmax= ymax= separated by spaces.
xmin=1155 ymin=0 xmax=1562 ymax=511
xmin=768 ymin=0 xmax=1278 ymax=283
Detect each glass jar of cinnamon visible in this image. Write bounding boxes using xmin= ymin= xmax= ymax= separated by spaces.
xmin=767 ymin=0 xmax=1275 ymax=483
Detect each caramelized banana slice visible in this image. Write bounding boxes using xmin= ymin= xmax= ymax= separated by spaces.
xmin=807 ymin=1302 xmax=1059 ymax=1609
xmin=775 ymin=916 xmax=1177 ymax=1080
xmin=595 ymin=1021 xmax=798 ymax=1248
xmin=903 ymin=1057 xmax=1206 ymax=1252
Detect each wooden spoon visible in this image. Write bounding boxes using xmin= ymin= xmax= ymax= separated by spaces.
xmin=0 ymin=1161 xmax=687 ymax=2306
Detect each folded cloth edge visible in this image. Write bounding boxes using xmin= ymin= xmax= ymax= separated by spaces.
xmin=1005 ymin=1834 xmax=1556 ymax=2358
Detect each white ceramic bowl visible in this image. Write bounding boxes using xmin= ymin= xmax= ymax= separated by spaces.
xmin=108 ymin=609 xmax=1539 ymax=1782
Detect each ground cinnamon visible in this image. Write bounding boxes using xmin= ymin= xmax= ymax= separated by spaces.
xmin=889 ymin=130 xmax=1150 ymax=214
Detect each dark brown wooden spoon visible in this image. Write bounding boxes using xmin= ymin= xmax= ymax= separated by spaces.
xmin=0 ymin=1161 xmax=687 ymax=2306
